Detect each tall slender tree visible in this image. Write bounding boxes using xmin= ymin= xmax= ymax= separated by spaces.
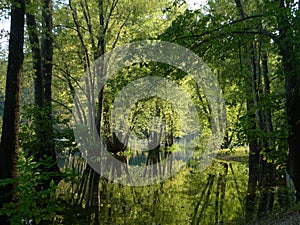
xmin=275 ymin=0 xmax=300 ymax=202
xmin=0 ymin=0 xmax=25 ymax=224
xmin=25 ymin=0 xmax=61 ymax=190
xmin=41 ymin=0 xmax=62 ymax=186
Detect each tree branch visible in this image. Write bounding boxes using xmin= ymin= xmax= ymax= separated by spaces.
xmin=178 ymin=15 xmax=266 ymax=40
xmin=111 ymin=11 xmax=131 ymax=49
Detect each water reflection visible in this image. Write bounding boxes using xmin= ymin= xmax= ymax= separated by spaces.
xmin=60 ymin=153 xmax=248 ymax=224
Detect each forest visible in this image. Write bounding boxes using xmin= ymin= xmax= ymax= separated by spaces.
xmin=0 ymin=0 xmax=300 ymax=224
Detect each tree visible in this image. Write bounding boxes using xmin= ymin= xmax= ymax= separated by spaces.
xmin=0 ymin=0 xmax=25 ymax=224
xmin=275 ymin=0 xmax=300 ymax=202
xmin=25 ymin=0 xmax=61 ymax=191
xmin=159 ymin=0 xmax=298 ymax=220
xmin=57 ymin=0 xmax=177 ymax=223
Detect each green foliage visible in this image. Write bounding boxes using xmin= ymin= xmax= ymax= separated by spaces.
xmin=1 ymin=0 xmax=300 ymax=223
xmin=0 ymin=152 xmax=62 ymax=224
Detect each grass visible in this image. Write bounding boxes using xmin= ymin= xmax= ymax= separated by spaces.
xmin=216 ymin=146 xmax=249 ymax=164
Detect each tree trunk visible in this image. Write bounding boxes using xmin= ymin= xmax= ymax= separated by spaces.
xmin=234 ymin=1 xmax=261 ymax=221
xmin=26 ymin=11 xmax=44 ymax=109
xmin=245 ymin=98 xmax=260 ymax=222
xmin=276 ymin=0 xmax=300 ymax=202
xmin=26 ymin=7 xmax=46 ymax=162
xmin=41 ymin=0 xmax=61 ymax=186
xmin=0 ymin=0 xmax=25 ymax=224
xmin=257 ymin=51 xmax=275 ymax=218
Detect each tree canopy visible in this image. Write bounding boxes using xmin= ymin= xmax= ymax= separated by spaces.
xmin=0 ymin=0 xmax=300 ymax=224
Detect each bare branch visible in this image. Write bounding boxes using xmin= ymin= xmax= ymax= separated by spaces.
xmin=80 ymin=1 xmax=96 ymax=55
xmin=111 ymin=11 xmax=131 ymax=49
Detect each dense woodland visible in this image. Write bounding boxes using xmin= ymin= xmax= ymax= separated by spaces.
xmin=0 ymin=0 xmax=300 ymax=224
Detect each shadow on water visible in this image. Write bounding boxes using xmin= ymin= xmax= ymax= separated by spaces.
xmin=58 ymin=148 xmax=249 ymax=225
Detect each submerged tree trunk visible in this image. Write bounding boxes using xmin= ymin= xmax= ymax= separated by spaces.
xmin=69 ymin=0 xmax=108 ymax=223
xmin=0 ymin=0 xmax=25 ymax=224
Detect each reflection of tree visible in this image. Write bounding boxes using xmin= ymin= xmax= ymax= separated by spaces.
xmin=191 ymin=162 xmax=247 ymax=225
xmin=192 ymin=174 xmax=215 ymax=225
xmin=191 ymin=163 xmax=229 ymax=225
xmin=60 ymin=157 xmax=248 ymax=224
xmin=215 ymin=162 xmax=228 ymax=224
xmin=229 ymin=163 xmax=245 ymax=212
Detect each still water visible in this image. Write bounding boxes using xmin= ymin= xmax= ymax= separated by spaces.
xmin=59 ymin=149 xmax=249 ymax=224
